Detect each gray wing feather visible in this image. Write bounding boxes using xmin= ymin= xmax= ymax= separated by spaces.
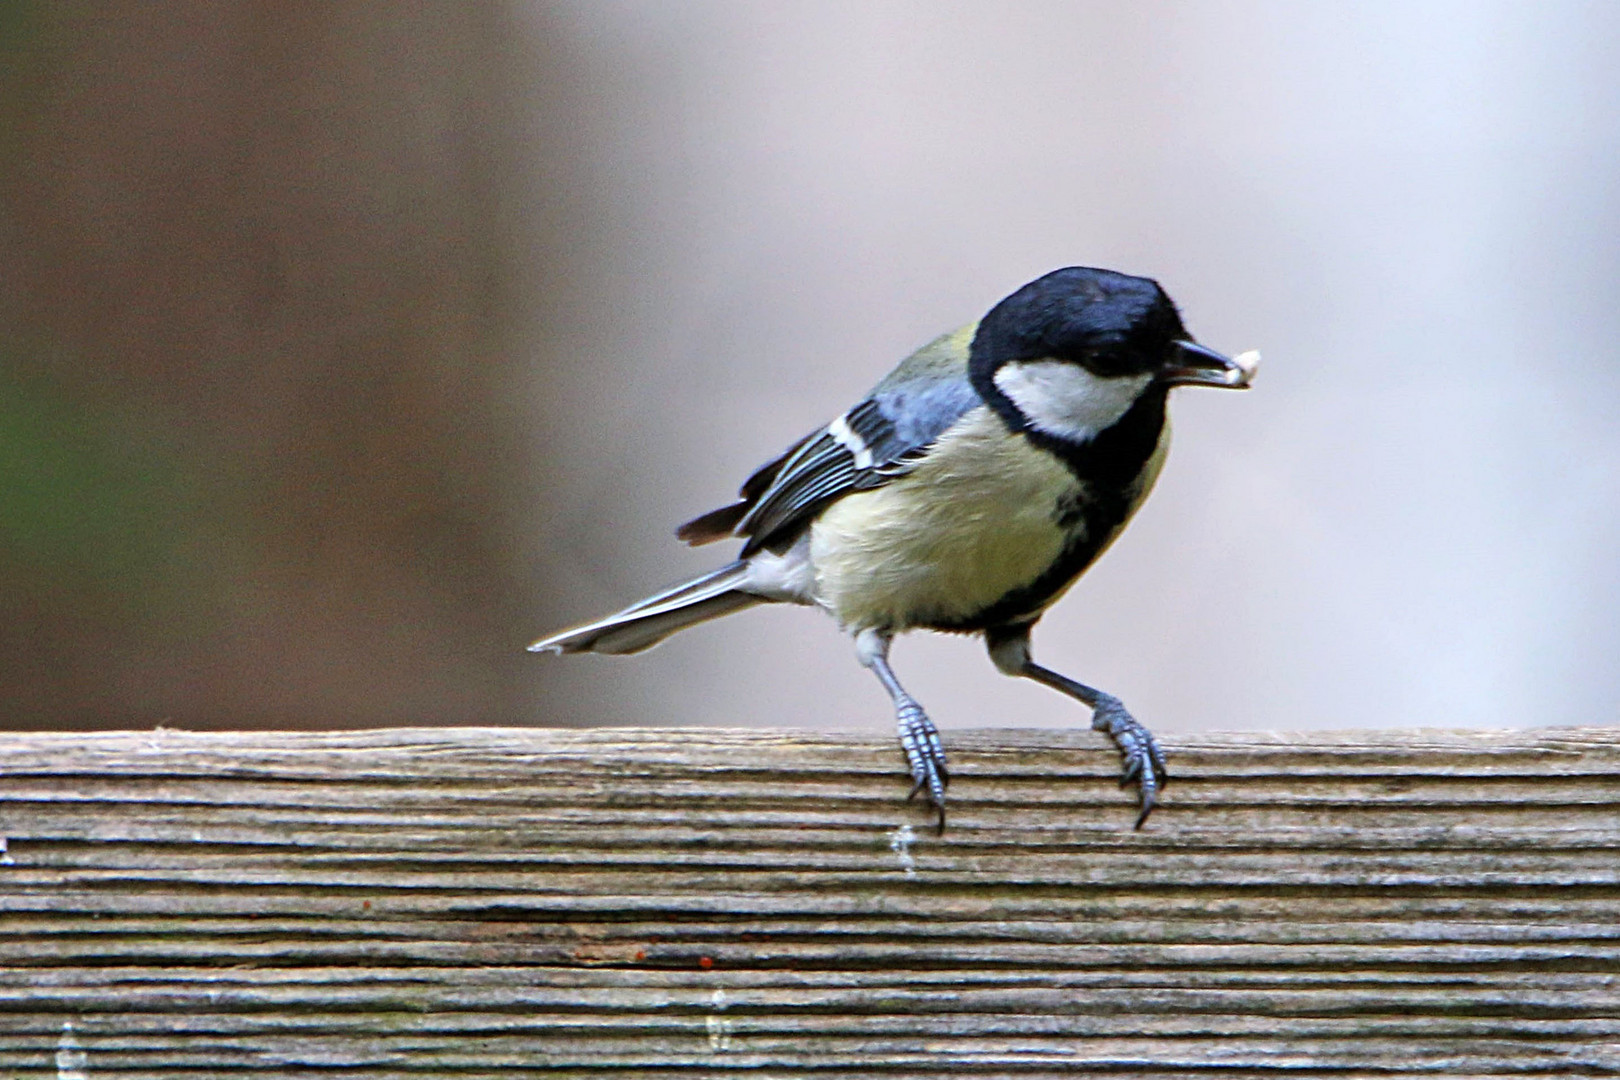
xmin=731 ymin=324 xmax=981 ymax=554
xmin=734 ymin=436 xmax=859 ymax=549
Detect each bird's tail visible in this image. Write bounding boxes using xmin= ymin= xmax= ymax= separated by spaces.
xmin=529 ymin=561 xmax=762 ymax=656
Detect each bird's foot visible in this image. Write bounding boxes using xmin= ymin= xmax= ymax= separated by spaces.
xmin=896 ymin=700 xmax=948 ymax=832
xmin=1089 ymin=694 xmax=1168 ymax=828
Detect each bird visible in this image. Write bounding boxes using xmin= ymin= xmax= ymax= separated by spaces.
xmin=531 ymin=266 xmax=1257 ymax=831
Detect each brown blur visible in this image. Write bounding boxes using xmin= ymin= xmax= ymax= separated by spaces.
xmin=4 ymin=3 xmax=1619 ymax=735
xmin=0 ymin=3 xmax=580 ymax=727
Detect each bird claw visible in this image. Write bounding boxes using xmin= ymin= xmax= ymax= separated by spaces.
xmin=1089 ymin=695 xmax=1168 ymax=828
xmin=897 ymin=701 xmax=948 ymax=832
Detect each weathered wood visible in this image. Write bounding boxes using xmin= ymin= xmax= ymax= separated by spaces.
xmin=0 ymin=725 xmax=1616 ymax=1075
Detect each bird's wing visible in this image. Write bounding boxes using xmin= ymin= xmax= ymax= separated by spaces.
xmin=676 ymin=323 xmax=982 ymax=555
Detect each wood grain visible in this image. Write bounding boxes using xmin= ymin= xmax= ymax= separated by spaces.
xmin=0 ymin=725 xmax=1616 ymax=1076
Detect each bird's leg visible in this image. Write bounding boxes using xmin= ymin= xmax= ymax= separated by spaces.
xmin=855 ymin=627 xmax=948 ymax=831
xmin=987 ymin=625 xmax=1167 ymax=828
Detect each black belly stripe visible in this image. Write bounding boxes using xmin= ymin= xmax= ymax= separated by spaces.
xmin=927 ymin=386 xmax=1169 ymax=633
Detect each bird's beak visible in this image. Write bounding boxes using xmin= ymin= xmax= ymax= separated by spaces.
xmin=1162 ymin=340 xmax=1260 ymax=389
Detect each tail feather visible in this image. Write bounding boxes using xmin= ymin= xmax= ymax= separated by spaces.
xmin=529 ymin=561 xmax=762 ymax=656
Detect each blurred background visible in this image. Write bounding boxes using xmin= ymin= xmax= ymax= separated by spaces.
xmin=2 ymin=1 xmax=1617 ymax=735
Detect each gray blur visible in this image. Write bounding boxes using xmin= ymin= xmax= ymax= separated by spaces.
xmin=3 ymin=2 xmax=1618 ymax=735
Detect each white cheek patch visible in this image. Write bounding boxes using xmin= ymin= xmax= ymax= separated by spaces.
xmin=993 ymin=360 xmax=1151 ymax=442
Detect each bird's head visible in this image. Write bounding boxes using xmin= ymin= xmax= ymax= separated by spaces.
xmin=970 ymin=266 xmax=1256 ymax=443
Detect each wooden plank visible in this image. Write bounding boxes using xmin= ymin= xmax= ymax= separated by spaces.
xmin=0 ymin=725 xmax=1616 ymax=1076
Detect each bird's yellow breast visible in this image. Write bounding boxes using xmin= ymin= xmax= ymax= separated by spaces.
xmin=809 ymin=406 xmax=1087 ymax=631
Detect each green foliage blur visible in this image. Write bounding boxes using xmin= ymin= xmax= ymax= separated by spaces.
xmin=0 ymin=355 xmax=206 ymax=623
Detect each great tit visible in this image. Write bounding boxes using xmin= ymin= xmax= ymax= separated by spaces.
xmin=532 ymin=266 xmax=1257 ymax=830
